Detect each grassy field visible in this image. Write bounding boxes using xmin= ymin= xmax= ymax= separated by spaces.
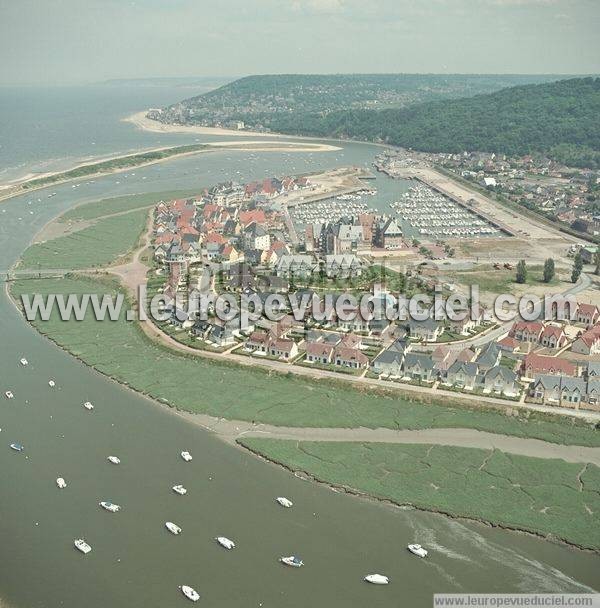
xmin=448 ymin=265 xmax=561 ymax=294
xmin=18 ymin=208 xmax=149 ymax=270
xmin=238 ymin=439 xmax=600 ymax=551
xmin=59 ymin=190 xmax=199 ymax=222
xmin=10 ymin=274 xmax=600 ymax=447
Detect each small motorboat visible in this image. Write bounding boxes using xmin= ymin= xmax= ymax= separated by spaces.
xmin=180 ymin=451 xmax=192 ymax=462
xmin=172 ymin=484 xmax=187 ymax=496
xmin=20 ymin=358 xmax=29 ymax=366
xmin=74 ymin=539 xmax=92 ymax=554
xmin=100 ymin=501 xmax=121 ymax=513
xmin=166 ymin=521 xmax=182 ymax=535
xmin=48 ymin=380 xmax=56 ymax=388
xmin=83 ymin=401 xmax=94 ymax=411
xmin=407 ymin=544 xmax=428 ymax=558
xmin=364 ymin=574 xmax=389 ymax=585
xmin=180 ymin=585 xmax=200 ymax=602
xmin=107 ymin=456 xmax=120 ymax=465
xmin=56 ymin=477 xmax=67 ymax=489
xmin=5 ymin=391 xmax=14 ymax=399
xmin=10 ymin=443 xmax=24 ymax=452
xmin=280 ymin=555 xmax=303 ymax=567
xmin=276 ymin=497 xmax=293 ymax=508
xmin=215 ymin=536 xmax=235 ymax=550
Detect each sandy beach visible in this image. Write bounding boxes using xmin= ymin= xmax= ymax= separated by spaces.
xmin=0 ymin=139 xmax=340 ymax=204
xmin=125 ymin=110 xmax=277 ymax=138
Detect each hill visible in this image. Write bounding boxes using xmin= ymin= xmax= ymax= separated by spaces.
xmin=269 ymin=77 xmax=600 ymax=167
xmin=154 ymin=73 xmax=564 ymax=128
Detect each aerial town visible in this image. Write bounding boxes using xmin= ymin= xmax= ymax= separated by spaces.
xmin=150 ymin=166 xmax=600 ymax=412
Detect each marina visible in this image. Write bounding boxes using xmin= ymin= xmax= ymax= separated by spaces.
xmin=289 ymin=194 xmax=371 ymax=227
xmin=390 ymin=184 xmax=501 ymax=239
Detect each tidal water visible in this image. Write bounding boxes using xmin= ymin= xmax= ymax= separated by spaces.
xmin=0 ymin=87 xmax=598 ymax=607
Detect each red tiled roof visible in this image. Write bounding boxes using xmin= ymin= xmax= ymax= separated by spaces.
xmin=522 ymin=354 xmax=576 ymax=377
xmin=578 ymin=303 xmax=599 ymax=317
xmin=306 ymin=342 xmax=334 ymax=358
xmin=578 ymin=325 xmax=600 ymax=347
xmin=509 ymin=321 xmax=544 ymax=337
xmin=334 ymin=345 xmax=369 ymax=364
xmin=247 ymin=331 xmax=270 ymax=346
xmin=239 ymin=209 xmax=267 ymax=226
xmin=498 ymin=336 xmax=519 ymax=350
xmin=540 ymin=325 xmax=565 ymax=339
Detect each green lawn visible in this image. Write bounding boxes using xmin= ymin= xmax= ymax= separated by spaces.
xmin=59 ymin=190 xmax=199 ymax=222
xmin=10 ymin=274 xmax=600 ymax=447
xmin=238 ymin=439 xmax=600 ymax=551
xmin=18 ymin=208 xmax=149 ymax=270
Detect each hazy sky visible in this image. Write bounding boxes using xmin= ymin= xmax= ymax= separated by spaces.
xmin=1 ymin=0 xmax=599 ymax=84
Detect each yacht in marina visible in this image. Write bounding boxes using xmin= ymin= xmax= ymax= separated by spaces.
xmin=280 ymin=555 xmax=303 ymax=567
xmin=74 ymin=539 xmax=92 ymax=554
xmin=165 ymin=522 xmax=182 ymax=535
xmin=364 ymin=574 xmax=389 ymax=585
xmin=215 ymin=536 xmax=235 ymax=550
xmin=172 ymin=484 xmax=187 ymax=495
xmin=56 ymin=477 xmax=67 ymax=489
xmin=275 ymin=497 xmax=293 ymax=508
xmin=180 ymin=451 xmax=193 ymax=462
xmin=83 ymin=401 xmax=94 ymax=411
xmin=180 ymin=585 xmax=200 ymax=602
xmin=407 ymin=544 xmax=428 ymax=558
xmin=100 ymin=501 xmax=121 ymax=513
xmin=107 ymin=456 xmax=121 ymax=465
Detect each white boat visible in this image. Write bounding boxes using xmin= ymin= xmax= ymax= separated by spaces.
xmin=56 ymin=477 xmax=67 ymax=489
xmin=48 ymin=380 xmax=56 ymax=388
xmin=5 ymin=391 xmax=14 ymax=399
xmin=215 ymin=536 xmax=235 ymax=550
xmin=83 ymin=401 xmax=94 ymax=411
xmin=275 ymin=497 xmax=293 ymax=508
xmin=280 ymin=555 xmax=303 ymax=567
xmin=107 ymin=456 xmax=121 ymax=465
xmin=100 ymin=501 xmax=121 ymax=513
xmin=180 ymin=451 xmax=192 ymax=462
xmin=407 ymin=543 xmax=428 ymax=558
xmin=165 ymin=521 xmax=182 ymax=535
xmin=364 ymin=574 xmax=389 ymax=585
xmin=10 ymin=442 xmax=24 ymax=452
xmin=20 ymin=358 xmax=28 ymax=366
xmin=180 ymin=586 xmax=200 ymax=602
xmin=172 ymin=484 xmax=187 ymax=495
xmin=74 ymin=539 xmax=92 ymax=554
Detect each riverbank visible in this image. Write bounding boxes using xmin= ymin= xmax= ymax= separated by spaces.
xmin=10 ymin=273 xmax=600 ymax=447
xmin=238 ymin=438 xmax=600 ymax=554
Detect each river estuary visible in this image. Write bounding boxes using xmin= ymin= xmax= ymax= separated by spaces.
xmin=0 ymin=87 xmax=599 ymax=607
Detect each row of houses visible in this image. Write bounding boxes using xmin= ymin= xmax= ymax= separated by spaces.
xmin=530 ymin=363 xmax=600 ymax=408
xmin=371 ymin=340 xmax=519 ymax=396
xmin=275 ymin=254 xmax=364 ymax=280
